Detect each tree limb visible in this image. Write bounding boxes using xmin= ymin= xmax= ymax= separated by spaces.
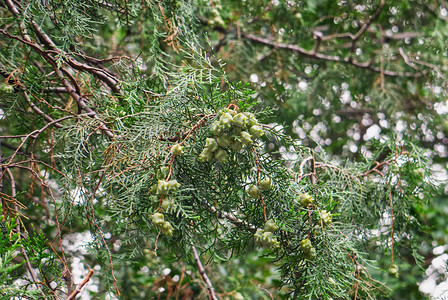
xmin=242 ymin=33 xmax=422 ymax=78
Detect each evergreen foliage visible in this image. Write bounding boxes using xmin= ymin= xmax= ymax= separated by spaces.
xmin=0 ymin=0 xmax=446 ymax=299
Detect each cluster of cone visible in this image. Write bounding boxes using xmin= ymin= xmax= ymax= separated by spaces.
xmin=199 ymin=110 xmax=264 ymax=163
xmin=254 ymin=219 xmax=280 ymax=249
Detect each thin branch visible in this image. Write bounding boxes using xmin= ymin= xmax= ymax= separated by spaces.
xmin=0 ymin=13 xmax=118 ymax=140
xmin=398 ymin=47 xmax=420 ymax=72
xmin=191 ymin=245 xmax=218 ymax=300
xmin=359 ymin=159 xmax=393 ymax=178
xmin=9 ymin=163 xmax=73 ymax=287
xmin=311 ymin=31 xmax=323 ymax=55
xmin=318 ymin=0 xmax=385 ymax=44
xmin=207 ymin=203 xmax=256 ymax=230
xmin=7 ymin=159 xmax=65 ymax=177
xmin=352 ymin=0 xmax=385 ymax=42
xmin=44 ymin=87 xmax=70 ymax=93
xmin=65 ymin=269 xmax=94 ymax=300
xmin=242 ymin=33 xmax=422 ymax=78
xmin=0 ymin=29 xmax=116 ymax=139
xmin=257 ymin=49 xmax=275 ymax=62
xmin=4 ymin=163 xmax=74 ymax=292
xmin=409 ymin=57 xmax=445 ymax=79
xmin=5 ymin=168 xmax=47 ymax=299
xmin=24 ymin=92 xmax=64 ymax=128
xmin=1 ymin=115 xmax=84 ymax=166
xmin=299 ymin=156 xmax=313 ymax=178
xmin=30 ymin=20 xmax=122 ymax=95
xmin=256 ymin=285 xmax=274 ymax=300
xmin=310 ymin=152 xmax=316 ymax=185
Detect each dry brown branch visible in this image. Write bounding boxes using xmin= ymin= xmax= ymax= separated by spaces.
xmin=359 ymin=159 xmax=393 ymax=178
xmin=65 ymin=269 xmax=94 ymax=300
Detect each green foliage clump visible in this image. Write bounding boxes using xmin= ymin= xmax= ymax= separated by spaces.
xmin=0 ymin=0 xmax=444 ymax=299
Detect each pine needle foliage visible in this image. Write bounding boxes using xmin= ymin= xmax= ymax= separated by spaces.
xmin=0 ymin=0 xmax=441 ymax=299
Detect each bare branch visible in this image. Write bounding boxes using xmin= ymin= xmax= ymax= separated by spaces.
xmin=24 ymin=92 xmax=64 ymax=128
xmin=398 ymin=47 xmax=420 ymax=72
xmin=1 ymin=0 xmax=120 ymax=139
xmin=409 ymin=57 xmax=445 ymax=79
xmin=30 ymin=19 xmax=122 ymax=95
xmin=319 ymin=0 xmax=385 ymax=43
xmin=44 ymin=87 xmax=70 ymax=93
xmin=209 ymin=204 xmax=256 ymax=230
xmin=191 ymin=245 xmax=218 ymax=300
xmin=0 ymin=114 xmax=91 ymax=166
xmin=352 ymin=0 xmax=385 ymax=42
xmin=237 ymin=1 xmax=430 ymax=79
xmin=242 ymin=33 xmax=422 ymax=78
xmin=65 ymin=269 xmax=94 ymax=300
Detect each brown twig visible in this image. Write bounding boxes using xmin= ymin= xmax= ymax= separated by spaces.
xmin=179 ymin=114 xmax=215 ymax=146
xmin=14 ymin=163 xmax=73 ymax=291
xmin=359 ymin=159 xmax=393 ymax=178
xmin=256 ymin=285 xmax=274 ymax=300
xmin=1 ymin=115 xmax=85 ymax=168
xmin=5 ymin=168 xmax=47 ymax=298
xmin=207 ymin=203 xmax=256 ymax=230
xmin=153 ymin=229 xmax=162 ymax=256
xmin=352 ymin=0 xmax=385 ymax=42
xmin=241 ymin=34 xmax=422 ymax=78
xmin=23 ymin=92 xmax=64 ymax=128
xmin=0 ymin=28 xmax=117 ymax=139
xmin=398 ymin=47 xmax=420 ymax=72
xmin=174 ymin=264 xmax=186 ymax=300
xmin=0 ymin=31 xmax=114 ymax=138
xmin=348 ymin=252 xmax=360 ymax=300
xmin=191 ymin=245 xmax=218 ymax=300
xmin=29 ymin=19 xmax=122 ymax=95
xmin=310 ymin=151 xmax=316 ymax=185
xmin=65 ymin=269 xmax=94 ymax=300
